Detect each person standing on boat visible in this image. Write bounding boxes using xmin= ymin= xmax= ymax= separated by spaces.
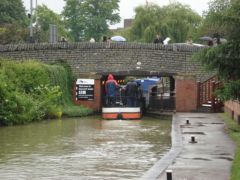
xmin=105 ymin=74 xmax=119 ymax=107
xmin=125 ymin=77 xmax=138 ymax=107
xmin=136 ymin=82 xmax=146 ymax=113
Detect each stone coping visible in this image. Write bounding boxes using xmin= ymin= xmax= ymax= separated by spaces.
xmin=140 ymin=113 xmax=183 ymax=179
xmin=0 ymin=42 xmax=205 ymax=53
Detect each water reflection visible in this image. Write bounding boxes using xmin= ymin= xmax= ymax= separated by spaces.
xmin=0 ymin=116 xmax=171 ymax=179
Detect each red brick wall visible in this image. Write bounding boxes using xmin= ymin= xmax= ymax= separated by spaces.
xmin=73 ymin=79 xmax=102 ymax=112
xmin=224 ymin=100 xmax=240 ymax=123
xmin=176 ymin=77 xmax=198 ymax=112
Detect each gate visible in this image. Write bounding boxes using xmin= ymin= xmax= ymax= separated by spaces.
xmin=149 ymin=95 xmax=175 ymax=111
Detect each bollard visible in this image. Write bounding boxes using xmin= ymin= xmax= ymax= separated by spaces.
xmin=186 ymin=119 xmax=190 ymax=125
xmin=166 ymin=170 xmax=172 ymax=180
xmin=190 ymin=136 xmax=197 ymax=143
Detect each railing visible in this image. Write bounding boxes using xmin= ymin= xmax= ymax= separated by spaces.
xmin=198 ymin=76 xmax=223 ymax=112
xmin=102 ymin=95 xmax=146 ymax=109
xmin=149 ymin=95 xmax=175 ymax=111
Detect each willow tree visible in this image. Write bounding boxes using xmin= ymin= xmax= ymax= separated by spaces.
xmin=129 ymin=3 xmax=202 ymax=43
xmin=63 ymin=0 xmax=120 ymax=42
xmin=195 ymin=0 xmax=240 ymax=101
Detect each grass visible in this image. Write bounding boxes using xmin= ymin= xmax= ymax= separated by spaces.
xmin=221 ymin=113 xmax=240 ymax=180
xmin=63 ymin=105 xmax=93 ymax=117
xmin=45 ymin=62 xmax=93 ymax=118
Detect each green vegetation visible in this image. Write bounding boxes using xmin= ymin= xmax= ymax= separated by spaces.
xmin=34 ymin=5 xmax=70 ymax=42
xmin=0 ymin=0 xmax=27 ymax=26
xmin=194 ymin=0 xmax=240 ymax=101
xmin=0 ymin=0 xmax=28 ymax=44
xmin=63 ymin=0 xmax=120 ymax=41
xmin=221 ymin=113 xmax=240 ymax=180
xmin=0 ymin=60 xmax=92 ymax=126
xmin=116 ymin=3 xmax=202 ymax=43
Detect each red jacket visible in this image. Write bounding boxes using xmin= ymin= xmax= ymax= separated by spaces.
xmin=105 ymin=74 xmax=119 ymax=95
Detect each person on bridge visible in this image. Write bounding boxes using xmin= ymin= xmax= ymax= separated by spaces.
xmin=105 ymin=74 xmax=120 ymax=107
xmin=153 ymin=34 xmax=164 ymax=44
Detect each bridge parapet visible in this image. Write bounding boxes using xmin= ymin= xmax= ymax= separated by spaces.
xmin=0 ymin=42 xmax=205 ymax=52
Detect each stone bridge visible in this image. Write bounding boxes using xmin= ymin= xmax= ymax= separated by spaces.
xmin=0 ymin=42 xmax=209 ymax=80
xmin=0 ymin=42 xmax=214 ymax=112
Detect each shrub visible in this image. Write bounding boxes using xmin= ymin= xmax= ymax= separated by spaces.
xmin=0 ymin=59 xmax=93 ymax=125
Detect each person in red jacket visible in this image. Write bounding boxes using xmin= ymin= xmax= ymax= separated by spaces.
xmin=105 ymin=74 xmax=119 ymax=106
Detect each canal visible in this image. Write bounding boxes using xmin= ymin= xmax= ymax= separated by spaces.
xmin=0 ymin=116 xmax=171 ymax=179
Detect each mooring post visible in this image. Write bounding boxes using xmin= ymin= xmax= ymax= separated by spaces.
xmin=186 ymin=119 xmax=190 ymax=124
xmin=191 ymin=136 xmax=197 ymax=143
xmin=166 ymin=170 xmax=172 ymax=180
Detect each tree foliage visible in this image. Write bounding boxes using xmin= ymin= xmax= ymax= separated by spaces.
xmin=0 ymin=0 xmax=28 ymax=44
xmin=34 ymin=5 xmax=69 ymax=42
xmin=0 ymin=23 xmax=28 ymax=44
xmin=0 ymin=0 xmax=28 ymax=26
xmin=63 ymin=0 xmax=120 ymax=41
xmin=129 ymin=3 xmax=202 ymax=42
xmin=0 ymin=61 xmax=62 ymax=125
xmin=195 ymin=0 xmax=240 ymax=101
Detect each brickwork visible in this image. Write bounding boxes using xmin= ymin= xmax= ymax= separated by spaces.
xmin=73 ymin=79 xmax=102 ymax=112
xmin=175 ymin=76 xmax=198 ymax=112
xmin=224 ymin=101 xmax=240 ymax=124
xmin=0 ymin=42 xmax=210 ymax=81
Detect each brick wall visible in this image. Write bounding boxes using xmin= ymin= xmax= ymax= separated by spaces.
xmin=175 ymin=76 xmax=198 ymax=112
xmin=224 ymin=100 xmax=240 ymax=124
xmin=73 ymin=79 xmax=102 ymax=112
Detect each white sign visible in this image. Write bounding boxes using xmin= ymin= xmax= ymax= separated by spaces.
xmin=76 ymin=79 xmax=94 ymax=85
xmin=76 ymin=79 xmax=94 ymax=101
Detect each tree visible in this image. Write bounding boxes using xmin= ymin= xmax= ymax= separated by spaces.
xmin=62 ymin=0 xmax=120 ymax=42
xmin=195 ymin=0 xmax=240 ymax=101
xmin=0 ymin=0 xmax=28 ymax=44
xmin=197 ymin=0 xmax=231 ymax=40
xmin=129 ymin=3 xmax=202 ymax=42
xmin=0 ymin=23 xmax=28 ymax=44
xmin=34 ymin=5 xmax=70 ymax=42
xmin=0 ymin=0 xmax=27 ymax=26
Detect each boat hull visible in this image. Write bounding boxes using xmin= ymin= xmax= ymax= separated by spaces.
xmin=102 ymin=107 xmax=141 ymax=120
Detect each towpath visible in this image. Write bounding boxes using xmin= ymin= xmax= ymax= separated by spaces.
xmin=142 ymin=113 xmax=235 ymax=180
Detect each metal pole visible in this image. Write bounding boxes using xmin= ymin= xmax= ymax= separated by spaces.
xmin=30 ymin=0 xmax=33 ymax=42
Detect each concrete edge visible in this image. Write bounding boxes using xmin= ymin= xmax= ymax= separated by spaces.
xmin=140 ymin=113 xmax=183 ymax=179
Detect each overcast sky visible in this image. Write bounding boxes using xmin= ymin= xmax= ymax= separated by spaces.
xmin=23 ymin=0 xmax=211 ymax=28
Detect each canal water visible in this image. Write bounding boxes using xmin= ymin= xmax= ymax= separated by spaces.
xmin=0 ymin=116 xmax=171 ymax=180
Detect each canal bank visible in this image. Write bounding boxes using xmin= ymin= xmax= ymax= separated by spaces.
xmin=142 ymin=113 xmax=236 ymax=180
